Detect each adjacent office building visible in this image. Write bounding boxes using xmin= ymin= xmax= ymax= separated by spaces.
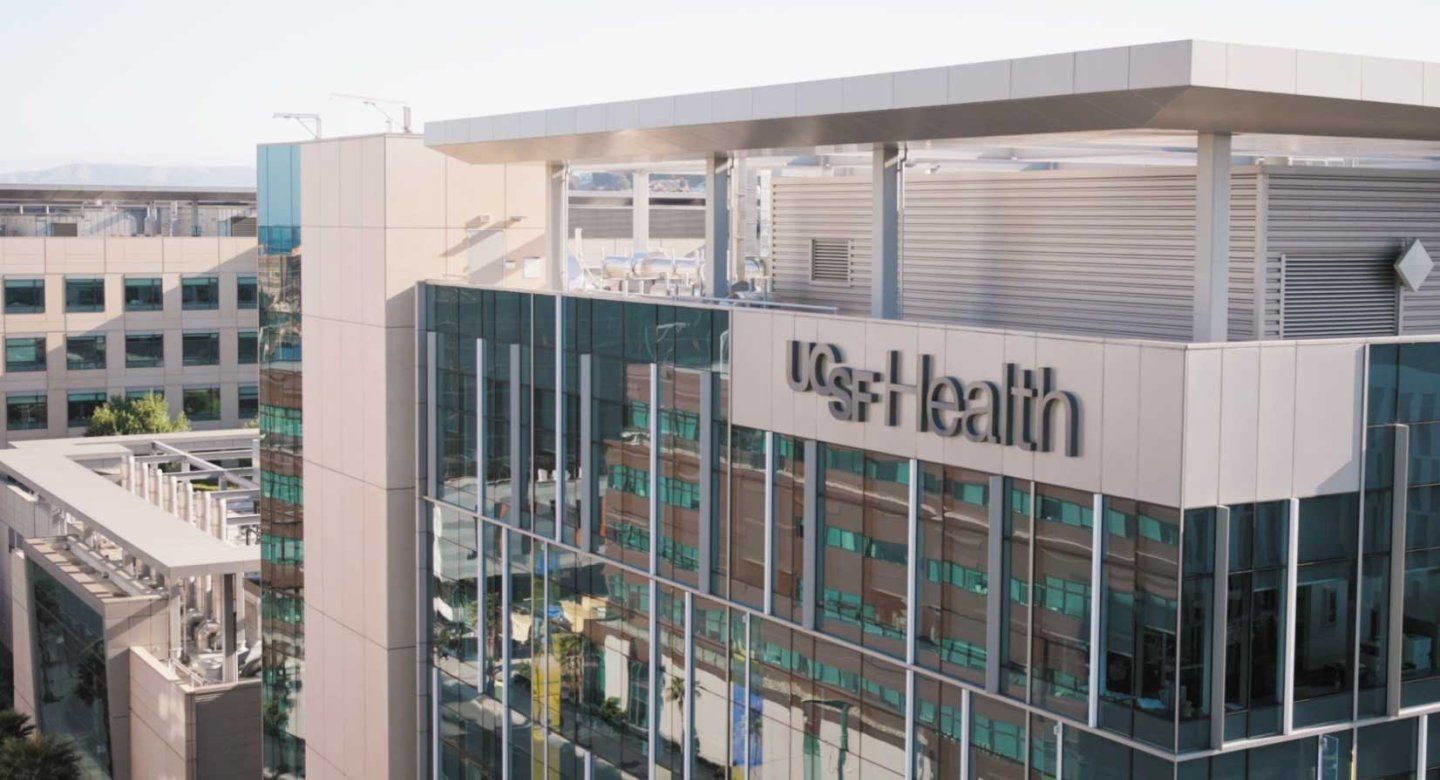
xmin=0 ymin=431 xmax=262 ymax=779
xmin=0 ymin=184 xmax=260 ymax=443
xmin=266 ymin=41 xmax=1440 ymax=779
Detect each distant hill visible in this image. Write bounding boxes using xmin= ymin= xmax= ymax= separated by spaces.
xmin=0 ymin=164 xmax=255 ymax=188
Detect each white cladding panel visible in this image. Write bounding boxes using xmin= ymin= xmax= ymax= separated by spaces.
xmin=733 ymin=309 xmax=1367 ymax=507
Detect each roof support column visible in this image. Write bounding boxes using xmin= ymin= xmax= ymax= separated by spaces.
xmin=872 ymin=142 xmax=902 ymax=320
xmin=705 ymin=152 xmax=731 ymax=298
xmin=547 ymin=161 xmax=568 ymax=291
xmin=1193 ymin=132 xmax=1232 ymax=341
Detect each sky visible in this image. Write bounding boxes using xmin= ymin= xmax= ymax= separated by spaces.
xmin=2 ymin=0 xmax=1439 ymax=175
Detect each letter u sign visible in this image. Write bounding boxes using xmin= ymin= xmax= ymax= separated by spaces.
xmin=786 ymin=341 xmax=843 ymax=392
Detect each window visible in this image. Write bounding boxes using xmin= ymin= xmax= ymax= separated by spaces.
xmin=181 ymin=331 xmax=220 ymax=366
xmin=64 ymin=278 xmax=104 ymax=312
xmin=238 ymin=330 xmax=258 ymax=365
xmin=123 ymin=277 xmax=163 ymax=312
xmin=181 ymin=276 xmax=219 ymax=310
xmin=126 ymin=387 xmax=163 ymax=401
xmin=1293 ymin=493 xmax=1359 ymax=728
xmin=67 ymin=391 xmax=105 ymax=427
xmin=5 ymin=337 xmax=45 ymax=372
xmin=4 ymin=279 xmax=44 ymax=314
xmin=125 ymin=333 xmax=164 ymax=369
xmin=1224 ymin=500 xmax=1290 ymax=741
xmin=6 ymin=394 xmax=46 ymax=430
xmin=815 ymin=444 xmax=910 ymax=658
xmin=809 ymin=238 xmax=852 ymax=284
xmin=917 ymin=463 xmax=991 ymax=686
xmin=239 ymin=384 xmax=258 ymax=420
xmin=183 ymin=386 xmax=221 ymax=421
xmin=237 ymin=274 xmax=258 ymax=309
xmin=1100 ymin=498 xmax=1181 ymax=750
xmin=1029 ymin=484 xmax=1096 ymax=721
xmin=65 ymin=335 xmax=106 ymax=371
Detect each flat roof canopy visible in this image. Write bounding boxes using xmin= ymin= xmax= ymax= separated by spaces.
xmin=426 ymin=40 xmax=1440 ymax=164
xmin=0 ymin=435 xmax=258 ymax=579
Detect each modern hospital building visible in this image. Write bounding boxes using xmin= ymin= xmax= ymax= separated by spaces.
xmin=258 ymin=41 xmax=1440 ymax=780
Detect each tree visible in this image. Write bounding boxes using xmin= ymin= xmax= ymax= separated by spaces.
xmin=85 ymin=393 xmax=190 ymax=437
xmin=0 ymin=733 xmax=82 ymax=780
xmin=0 ymin=710 xmax=33 ymax=743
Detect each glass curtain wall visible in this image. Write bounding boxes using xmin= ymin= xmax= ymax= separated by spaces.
xmin=1099 ymin=499 xmax=1180 ymax=749
xmin=257 ymin=141 xmax=305 ymax=780
xmin=421 ymin=283 xmax=1440 ymax=780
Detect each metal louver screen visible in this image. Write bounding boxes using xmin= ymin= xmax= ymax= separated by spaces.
xmin=809 ymin=238 xmax=852 ymax=284
xmin=1281 ymin=255 xmax=1397 ymax=338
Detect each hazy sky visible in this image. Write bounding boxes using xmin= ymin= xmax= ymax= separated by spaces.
xmin=3 ymin=0 xmax=1438 ymax=173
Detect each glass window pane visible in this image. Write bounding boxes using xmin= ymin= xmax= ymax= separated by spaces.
xmin=65 ymin=335 xmax=106 ymax=371
xmin=5 ymin=336 xmax=46 ymax=372
xmin=124 ymin=277 xmax=164 ymax=311
xmin=7 ymin=394 xmax=47 ymax=430
xmin=64 ymin=278 xmax=104 ymax=312
xmin=183 ymin=387 xmax=221 ymax=420
xmin=1030 ymin=483 xmax=1094 ymax=720
xmin=67 ymin=391 xmax=105 ymax=427
xmin=1224 ymin=501 xmax=1290 ymax=741
xmin=1293 ymin=493 xmax=1359 ymax=728
xmin=237 ymin=274 xmax=258 ymax=309
xmin=4 ymin=279 xmax=44 ymax=314
xmin=238 ymin=330 xmax=258 ymax=365
xmin=181 ymin=276 xmax=220 ymax=310
xmin=1100 ymin=498 xmax=1180 ymax=750
xmin=125 ymin=333 xmax=164 ymax=368
xmin=239 ymin=384 xmax=259 ymax=420
xmin=182 ymin=331 xmax=220 ymax=366
xmin=917 ymin=464 xmax=990 ymax=686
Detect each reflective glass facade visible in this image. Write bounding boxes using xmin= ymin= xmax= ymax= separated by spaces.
xmin=258 ymin=142 xmax=305 ymax=779
xmin=422 ymin=288 xmax=1440 ymax=780
xmin=29 ymin=560 xmax=113 ymax=778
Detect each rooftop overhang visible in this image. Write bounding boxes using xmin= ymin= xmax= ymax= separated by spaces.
xmin=0 ymin=433 xmax=259 ymax=579
xmin=425 ymin=40 xmax=1440 ymax=165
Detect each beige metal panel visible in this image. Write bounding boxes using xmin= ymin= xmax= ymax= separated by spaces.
xmin=768 ymin=312 xmax=799 ymax=439
xmin=1000 ymin=333 xmax=1038 ymax=480
xmin=1033 ymin=335 xmax=1104 ymax=491
xmin=1099 ymin=342 xmax=1141 ymax=497
xmin=729 ymin=309 xmax=773 ymax=431
xmin=1289 ymin=341 xmax=1364 ymax=498
xmin=940 ymin=327 xmax=1006 ymax=475
xmin=814 ymin=316 xmax=868 ymax=451
xmin=1182 ymin=347 xmax=1223 ymax=507
xmin=1255 ymin=343 xmax=1298 ymax=499
xmin=913 ymin=324 xmax=949 ymax=465
xmin=1217 ymin=345 xmax=1262 ymax=505
xmin=863 ymin=319 xmax=918 ymax=457
xmin=1136 ymin=344 xmax=1185 ymax=506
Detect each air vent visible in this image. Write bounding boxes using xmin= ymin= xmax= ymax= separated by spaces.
xmin=1281 ymin=255 xmax=1398 ymax=339
xmin=809 ymin=238 xmax=852 ymax=284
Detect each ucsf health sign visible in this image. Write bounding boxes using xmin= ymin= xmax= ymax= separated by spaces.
xmin=786 ymin=340 xmax=1082 ymax=457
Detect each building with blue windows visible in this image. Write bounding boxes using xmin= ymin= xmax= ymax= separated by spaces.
xmin=270 ymin=40 xmax=1440 ymax=780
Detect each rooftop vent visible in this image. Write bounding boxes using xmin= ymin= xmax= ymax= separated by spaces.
xmin=1281 ymin=254 xmax=1398 ymax=339
xmin=809 ymin=238 xmax=852 ymax=285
